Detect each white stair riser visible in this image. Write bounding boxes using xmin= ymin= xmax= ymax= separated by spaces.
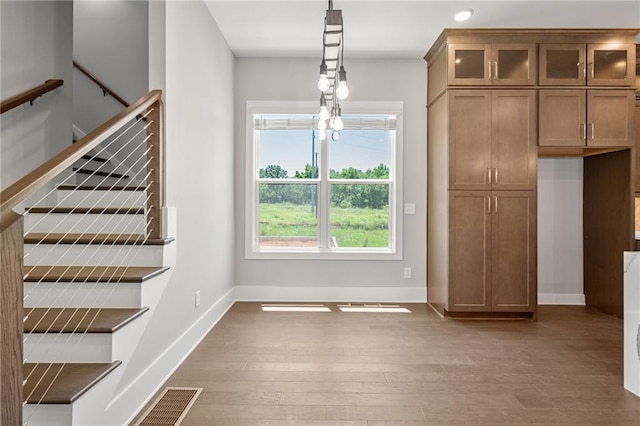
xmin=24 ymin=334 xmax=112 ymax=363
xmin=56 ymin=189 xmax=146 ymax=209
xmin=75 ymin=174 xmax=138 ymax=188
xmin=25 ymin=213 xmax=146 ymax=234
xmin=23 ymin=405 xmax=71 ymax=426
xmin=24 ymin=244 xmax=166 ymax=267
xmin=24 ymin=282 xmax=142 ymax=309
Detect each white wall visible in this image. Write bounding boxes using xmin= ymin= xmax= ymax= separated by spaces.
xmin=120 ymin=0 xmax=236 ymax=420
xmin=0 ymin=0 xmax=72 ymax=191
xmin=234 ymin=58 xmax=427 ymax=301
xmin=538 ymin=158 xmax=585 ymax=304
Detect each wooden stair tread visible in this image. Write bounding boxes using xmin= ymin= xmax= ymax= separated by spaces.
xmin=24 ymin=265 xmax=169 ymax=283
xmin=24 ymin=307 xmax=149 ymax=333
xmin=57 ymin=185 xmax=144 ymax=191
xmin=24 ymin=233 xmax=174 ymax=245
xmin=81 ymin=154 xmax=109 ymax=163
xmin=25 ymin=207 xmax=144 ymax=215
xmin=23 ymin=361 xmax=121 ymax=404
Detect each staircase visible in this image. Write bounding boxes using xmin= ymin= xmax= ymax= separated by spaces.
xmin=0 ymin=89 xmax=170 ymax=425
xmin=21 ymin=185 xmax=175 ymax=425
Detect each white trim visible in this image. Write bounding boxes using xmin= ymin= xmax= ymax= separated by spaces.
xmin=245 ymin=100 xmax=404 ymax=261
xmin=235 ymin=284 xmax=426 ymax=303
xmin=121 ymin=287 xmax=235 ymax=425
xmin=537 ymin=293 xmax=585 ymax=305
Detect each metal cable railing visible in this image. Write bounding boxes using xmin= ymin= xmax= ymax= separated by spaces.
xmin=0 ymin=90 xmax=165 ymax=426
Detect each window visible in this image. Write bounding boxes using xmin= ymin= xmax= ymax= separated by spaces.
xmin=245 ymin=101 xmax=403 ymax=260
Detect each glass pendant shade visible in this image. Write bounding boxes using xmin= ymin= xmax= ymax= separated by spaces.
xmin=336 ymin=81 xmax=349 ymax=100
xmin=319 ymin=106 xmax=330 ymax=121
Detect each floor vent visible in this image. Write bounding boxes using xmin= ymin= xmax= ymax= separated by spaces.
xmin=133 ymin=387 xmax=202 ymax=426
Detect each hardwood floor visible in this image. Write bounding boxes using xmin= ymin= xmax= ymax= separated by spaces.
xmin=148 ymin=303 xmax=640 ymax=425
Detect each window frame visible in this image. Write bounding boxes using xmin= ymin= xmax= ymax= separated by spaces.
xmin=245 ymin=100 xmax=403 ymax=260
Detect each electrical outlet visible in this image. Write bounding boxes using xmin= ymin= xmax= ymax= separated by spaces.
xmin=195 ymin=290 xmax=201 ymax=308
xmin=404 ymin=267 xmax=412 ymax=279
xmin=404 ymin=203 xmax=416 ymax=215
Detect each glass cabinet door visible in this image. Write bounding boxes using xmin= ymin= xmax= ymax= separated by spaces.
xmin=448 ymin=44 xmax=535 ymax=85
xmin=539 ymin=44 xmax=587 ymax=86
xmin=587 ymin=44 xmax=635 ymax=86
xmin=492 ymin=44 xmax=536 ymax=85
xmin=448 ymin=44 xmax=491 ymax=85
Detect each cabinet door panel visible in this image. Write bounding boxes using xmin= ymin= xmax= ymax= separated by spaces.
xmin=492 ymin=44 xmax=536 ymax=86
xmin=448 ymin=91 xmax=492 ymax=190
xmin=449 ymin=192 xmax=492 ymax=311
xmin=448 ymin=44 xmax=491 ymax=85
xmin=587 ymin=44 xmax=635 ymax=86
xmin=539 ymin=44 xmax=586 ymax=86
xmin=491 ymin=191 xmax=536 ymax=312
xmin=636 ymin=99 xmax=640 ymax=192
xmin=587 ymin=90 xmax=635 ymax=147
xmin=539 ymin=90 xmax=586 ymax=147
xmin=491 ymin=90 xmax=537 ymax=189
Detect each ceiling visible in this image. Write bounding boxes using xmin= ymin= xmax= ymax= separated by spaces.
xmin=204 ymin=1 xmax=640 ymax=59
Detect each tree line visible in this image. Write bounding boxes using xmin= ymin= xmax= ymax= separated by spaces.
xmin=259 ymin=163 xmax=389 ymax=209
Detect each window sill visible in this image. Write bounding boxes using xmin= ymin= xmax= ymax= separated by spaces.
xmin=245 ymin=248 xmax=402 ymax=261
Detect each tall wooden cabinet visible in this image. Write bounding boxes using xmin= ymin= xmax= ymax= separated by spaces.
xmin=426 ymin=29 xmax=637 ymax=319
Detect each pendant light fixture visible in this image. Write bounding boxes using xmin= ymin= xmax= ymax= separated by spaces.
xmin=316 ymin=0 xmax=348 ymax=141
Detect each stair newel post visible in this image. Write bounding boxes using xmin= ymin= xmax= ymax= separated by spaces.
xmin=0 ymin=213 xmax=24 ymax=425
xmin=146 ymin=93 xmax=165 ymax=239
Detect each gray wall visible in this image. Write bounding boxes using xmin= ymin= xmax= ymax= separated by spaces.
xmin=73 ymin=0 xmax=148 ymax=132
xmin=234 ymin=58 xmax=427 ymax=300
xmin=538 ymin=158 xmax=584 ymax=303
xmin=125 ymin=0 xmax=236 ymax=381
xmin=72 ymin=0 xmax=149 ymax=176
xmin=0 ymin=0 xmax=72 ymax=191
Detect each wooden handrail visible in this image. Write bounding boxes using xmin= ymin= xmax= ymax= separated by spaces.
xmin=73 ymin=61 xmax=129 ymax=108
xmin=0 ymin=89 xmax=163 ymax=231
xmin=0 ymin=79 xmax=63 ymax=115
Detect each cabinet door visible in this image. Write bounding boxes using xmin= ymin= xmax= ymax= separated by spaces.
xmin=587 ymin=90 xmax=635 ymax=147
xmin=492 ymin=44 xmax=536 ymax=85
xmin=448 ymin=44 xmax=491 ymax=85
xmin=539 ymin=44 xmax=587 ymax=86
xmin=491 ymin=191 xmax=536 ymax=312
xmin=587 ymin=44 xmax=635 ymax=86
xmin=636 ymin=98 xmax=640 ymax=192
xmin=448 ymin=90 xmax=492 ymax=190
xmin=491 ymin=90 xmax=537 ymax=190
xmin=539 ymin=90 xmax=586 ymax=146
xmin=449 ymin=191 xmax=492 ymax=312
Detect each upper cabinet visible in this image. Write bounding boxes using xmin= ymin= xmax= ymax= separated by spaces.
xmin=448 ymin=44 xmax=536 ymax=86
xmin=539 ymin=89 xmax=635 ymax=147
xmin=539 ymin=43 xmax=635 ymax=86
xmin=448 ymin=90 xmax=537 ymax=190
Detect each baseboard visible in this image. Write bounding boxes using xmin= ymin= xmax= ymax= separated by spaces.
xmin=538 ymin=293 xmax=585 ymax=305
xmin=119 ymin=286 xmax=236 ymax=425
xmin=234 ymin=285 xmax=427 ymax=303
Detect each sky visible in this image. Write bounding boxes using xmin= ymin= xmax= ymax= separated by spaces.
xmin=259 ymin=128 xmax=391 ymax=177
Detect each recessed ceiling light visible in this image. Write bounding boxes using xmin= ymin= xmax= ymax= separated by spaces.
xmin=454 ymin=8 xmax=474 ymax=22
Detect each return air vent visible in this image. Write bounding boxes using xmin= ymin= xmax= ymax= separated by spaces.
xmin=133 ymin=387 xmax=202 ymax=426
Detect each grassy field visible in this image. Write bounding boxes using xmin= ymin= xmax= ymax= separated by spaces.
xmin=259 ymin=202 xmax=389 ymax=247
